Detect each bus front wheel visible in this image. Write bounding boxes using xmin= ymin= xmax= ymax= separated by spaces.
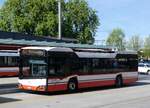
xmin=68 ymin=79 xmax=78 ymax=92
xmin=115 ymin=76 xmax=123 ymax=88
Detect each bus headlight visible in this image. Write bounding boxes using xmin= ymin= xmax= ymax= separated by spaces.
xmin=18 ymin=83 xmax=23 ymax=89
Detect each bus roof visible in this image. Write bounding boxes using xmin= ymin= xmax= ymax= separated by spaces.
xmin=22 ymin=46 xmax=74 ymax=52
xmin=21 ymin=46 xmax=137 ymax=55
xmin=75 ymin=52 xmax=116 ymax=58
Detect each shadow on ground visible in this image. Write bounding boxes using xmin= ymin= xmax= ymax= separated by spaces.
xmin=0 ymin=97 xmax=21 ymax=104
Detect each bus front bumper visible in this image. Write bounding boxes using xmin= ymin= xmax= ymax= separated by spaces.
xmin=18 ymin=84 xmax=46 ymax=91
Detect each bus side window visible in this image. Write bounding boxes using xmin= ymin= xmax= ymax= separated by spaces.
xmin=113 ymin=60 xmax=118 ymax=68
xmin=117 ymin=58 xmax=128 ymax=69
xmin=7 ymin=56 xmax=18 ymax=66
xmin=70 ymin=58 xmax=80 ymax=74
xmin=127 ymin=58 xmax=138 ymax=70
xmin=0 ymin=56 xmax=5 ymax=66
xmin=79 ymin=59 xmax=92 ymax=74
xmin=48 ymin=57 xmax=68 ymax=76
xmin=92 ymin=58 xmax=114 ymax=74
xmin=92 ymin=59 xmax=100 ymax=74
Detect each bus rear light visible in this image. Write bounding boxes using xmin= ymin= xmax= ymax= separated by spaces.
xmin=36 ymin=85 xmax=46 ymax=91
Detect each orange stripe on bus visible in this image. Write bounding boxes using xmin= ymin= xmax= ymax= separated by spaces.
xmin=19 ymin=85 xmax=39 ymax=91
xmin=0 ymin=72 xmax=18 ymax=76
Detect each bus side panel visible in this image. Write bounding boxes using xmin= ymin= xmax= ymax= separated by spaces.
xmin=46 ymin=71 xmax=138 ymax=91
xmin=47 ymin=84 xmax=67 ymax=92
xmin=122 ymin=71 xmax=138 ymax=85
xmin=78 ymin=80 xmax=115 ymax=88
xmin=123 ymin=78 xmax=138 ymax=85
xmin=47 ymin=78 xmax=68 ymax=92
xmin=77 ymin=74 xmax=116 ymax=88
xmin=78 ymin=72 xmax=138 ymax=88
xmin=0 ymin=67 xmax=19 ymax=76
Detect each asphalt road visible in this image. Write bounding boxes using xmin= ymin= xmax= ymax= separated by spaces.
xmin=0 ymin=77 xmax=19 ymax=94
xmin=0 ymin=74 xmax=150 ymax=108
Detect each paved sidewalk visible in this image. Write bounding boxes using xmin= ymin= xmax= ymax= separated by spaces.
xmin=0 ymin=77 xmax=19 ymax=94
xmin=0 ymin=77 xmax=18 ymax=85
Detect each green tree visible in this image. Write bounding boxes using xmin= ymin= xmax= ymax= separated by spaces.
xmin=127 ymin=35 xmax=142 ymax=51
xmin=0 ymin=0 xmax=99 ymax=44
xmin=106 ymin=28 xmax=125 ymax=51
xmin=63 ymin=0 xmax=99 ymax=44
xmin=143 ymin=36 xmax=150 ymax=58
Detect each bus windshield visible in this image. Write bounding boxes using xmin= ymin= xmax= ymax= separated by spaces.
xmin=20 ymin=57 xmax=47 ymax=78
xmin=30 ymin=60 xmax=47 ymax=77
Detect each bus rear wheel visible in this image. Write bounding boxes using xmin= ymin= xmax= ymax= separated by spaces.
xmin=68 ymin=79 xmax=78 ymax=92
xmin=115 ymin=76 xmax=123 ymax=88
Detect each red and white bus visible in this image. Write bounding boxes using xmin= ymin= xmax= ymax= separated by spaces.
xmin=0 ymin=50 xmax=19 ymax=77
xmin=18 ymin=46 xmax=138 ymax=92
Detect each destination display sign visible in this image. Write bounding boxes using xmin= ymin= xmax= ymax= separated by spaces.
xmin=21 ymin=49 xmax=45 ymax=56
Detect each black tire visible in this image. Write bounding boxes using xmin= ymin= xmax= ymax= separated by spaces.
xmin=147 ymin=70 xmax=150 ymax=75
xmin=115 ymin=76 xmax=123 ymax=88
xmin=68 ymin=79 xmax=78 ymax=92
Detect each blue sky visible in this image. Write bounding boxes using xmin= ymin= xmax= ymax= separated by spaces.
xmin=87 ymin=0 xmax=150 ymax=41
xmin=0 ymin=0 xmax=5 ymax=7
xmin=0 ymin=0 xmax=150 ymax=42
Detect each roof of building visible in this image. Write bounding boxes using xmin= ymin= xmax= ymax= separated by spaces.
xmin=0 ymin=31 xmax=77 ymax=43
xmin=0 ymin=31 xmax=115 ymax=50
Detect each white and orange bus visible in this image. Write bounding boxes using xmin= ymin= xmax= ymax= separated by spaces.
xmin=18 ymin=46 xmax=138 ymax=92
xmin=0 ymin=50 xmax=19 ymax=77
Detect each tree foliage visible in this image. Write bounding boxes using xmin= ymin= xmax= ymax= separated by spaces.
xmin=0 ymin=0 xmax=99 ymax=44
xmin=106 ymin=28 xmax=125 ymax=51
xmin=143 ymin=35 xmax=150 ymax=58
xmin=127 ymin=35 xmax=142 ymax=51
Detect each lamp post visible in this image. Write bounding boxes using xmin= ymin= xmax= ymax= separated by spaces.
xmin=58 ymin=0 xmax=61 ymax=40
